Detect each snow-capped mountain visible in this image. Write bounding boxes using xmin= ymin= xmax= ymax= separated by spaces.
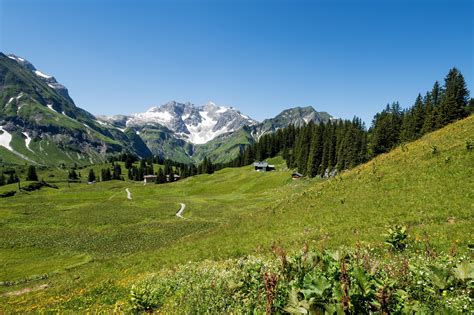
xmin=1 ymin=52 xmax=334 ymax=165
xmin=99 ymin=101 xmax=258 ymax=144
xmin=98 ymin=102 xmax=333 ymax=163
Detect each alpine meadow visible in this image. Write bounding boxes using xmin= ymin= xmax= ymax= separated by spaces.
xmin=0 ymin=0 xmax=473 ymax=313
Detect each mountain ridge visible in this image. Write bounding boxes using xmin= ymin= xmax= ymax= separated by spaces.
xmin=0 ymin=52 xmax=333 ymax=165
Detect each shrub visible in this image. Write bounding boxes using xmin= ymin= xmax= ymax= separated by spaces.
xmin=0 ymin=190 xmax=16 ymax=198
xmin=21 ymin=181 xmax=58 ymax=192
xmin=384 ymin=225 xmax=408 ymax=251
xmin=466 ymin=140 xmax=473 ymax=151
xmin=129 ymin=245 xmax=473 ymax=314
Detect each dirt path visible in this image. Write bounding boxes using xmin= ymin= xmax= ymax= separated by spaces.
xmin=176 ymin=203 xmax=186 ymax=218
xmin=125 ymin=188 xmax=132 ymax=200
xmin=108 ymin=192 xmax=118 ymax=200
xmin=3 ymin=284 xmax=49 ymax=297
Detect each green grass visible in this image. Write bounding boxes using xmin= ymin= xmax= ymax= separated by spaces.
xmin=0 ymin=116 xmax=472 ymax=312
xmin=193 ymin=128 xmax=254 ymax=163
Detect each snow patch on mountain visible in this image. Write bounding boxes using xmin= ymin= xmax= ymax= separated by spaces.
xmin=186 ymin=109 xmax=219 ymax=144
xmin=22 ymin=132 xmax=34 ymax=152
xmin=0 ymin=126 xmax=36 ymax=162
xmin=47 ymin=104 xmax=57 ymax=113
xmin=0 ymin=126 xmax=13 ymax=151
xmin=6 ymin=97 xmax=15 ymax=106
xmin=121 ymin=101 xmax=258 ymax=144
xmin=8 ymin=55 xmax=24 ymax=62
xmin=34 ymin=70 xmax=52 ymax=79
xmin=129 ymin=107 xmax=174 ymax=126
xmin=6 ymin=93 xmax=23 ymax=107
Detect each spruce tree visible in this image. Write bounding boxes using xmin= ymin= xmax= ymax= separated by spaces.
xmin=7 ymin=173 xmax=15 ymax=184
xmin=112 ymin=164 xmax=122 ymax=180
xmin=412 ymin=94 xmax=426 ymax=137
xmin=88 ymin=169 xmax=96 ymax=182
xmin=400 ymin=109 xmax=415 ymax=142
xmin=468 ymin=98 xmax=474 ymax=114
xmin=370 ymin=102 xmax=402 ymax=155
xmin=295 ymin=124 xmax=311 ymax=174
xmin=69 ymin=169 xmax=78 ymax=180
xmin=421 ymin=92 xmax=436 ymax=134
xmin=156 ymin=168 xmax=165 ymax=184
xmin=26 ymin=165 xmax=38 ymax=181
xmin=101 ymin=168 xmax=112 ymax=181
xmin=431 ymin=81 xmax=442 ymax=107
xmin=306 ymin=124 xmax=324 ymax=177
xmin=437 ymin=68 xmax=469 ymax=127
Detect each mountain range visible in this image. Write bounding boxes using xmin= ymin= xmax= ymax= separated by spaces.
xmin=0 ymin=52 xmax=333 ymax=165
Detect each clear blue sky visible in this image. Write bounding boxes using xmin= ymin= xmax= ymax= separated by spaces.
xmin=1 ymin=0 xmax=472 ymax=125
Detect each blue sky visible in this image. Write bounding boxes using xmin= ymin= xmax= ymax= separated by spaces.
xmin=0 ymin=0 xmax=472 ymax=125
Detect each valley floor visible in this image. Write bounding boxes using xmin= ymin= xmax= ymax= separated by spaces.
xmin=0 ymin=116 xmax=473 ymax=312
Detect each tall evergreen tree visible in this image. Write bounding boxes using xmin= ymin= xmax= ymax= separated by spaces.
xmin=295 ymin=123 xmax=312 ymax=174
xmin=400 ymin=109 xmax=414 ymax=143
xmin=156 ymin=168 xmax=166 ymax=183
xmin=468 ymin=98 xmax=474 ymax=114
xmin=68 ymin=169 xmax=79 ymax=180
xmin=412 ymin=94 xmax=426 ymax=137
xmin=7 ymin=172 xmax=18 ymax=184
xmin=370 ymin=102 xmax=402 ymax=155
xmin=26 ymin=165 xmax=38 ymax=181
xmin=101 ymin=168 xmax=112 ymax=181
xmin=421 ymin=92 xmax=436 ymax=134
xmin=437 ymin=68 xmax=469 ymax=127
xmin=306 ymin=124 xmax=324 ymax=177
xmin=88 ymin=169 xmax=96 ymax=182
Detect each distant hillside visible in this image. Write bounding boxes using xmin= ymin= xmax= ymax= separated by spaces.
xmin=99 ymin=102 xmax=333 ymax=163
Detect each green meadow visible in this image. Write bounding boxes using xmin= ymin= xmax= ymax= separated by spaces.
xmin=0 ymin=115 xmax=473 ymax=312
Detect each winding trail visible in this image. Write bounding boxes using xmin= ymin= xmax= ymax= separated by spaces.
xmin=3 ymin=284 xmax=49 ymax=297
xmin=125 ymin=188 xmax=132 ymax=200
xmin=176 ymin=203 xmax=186 ymax=219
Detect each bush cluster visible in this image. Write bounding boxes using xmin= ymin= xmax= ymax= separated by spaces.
xmin=130 ymin=242 xmax=473 ymax=313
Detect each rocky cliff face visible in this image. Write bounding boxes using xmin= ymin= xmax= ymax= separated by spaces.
xmin=100 ymin=101 xmax=258 ymax=144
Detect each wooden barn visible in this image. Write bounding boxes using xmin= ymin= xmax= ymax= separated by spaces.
xmin=292 ymin=172 xmax=303 ymax=180
xmin=143 ymin=175 xmax=157 ymax=184
xmin=253 ymin=161 xmax=276 ymax=172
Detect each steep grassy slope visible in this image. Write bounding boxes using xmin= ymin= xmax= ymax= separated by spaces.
xmin=0 ymin=116 xmax=472 ymax=312
xmin=193 ymin=127 xmax=255 ymax=163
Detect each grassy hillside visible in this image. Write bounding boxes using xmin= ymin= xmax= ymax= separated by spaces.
xmin=0 ymin=116 xmax=472 ymax=312
xmin=193 ymin=127 xmax=254 ymax=163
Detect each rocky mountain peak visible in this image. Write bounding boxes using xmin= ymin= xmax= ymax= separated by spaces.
xmin=109 ymin=101 xmax=258 ymax=144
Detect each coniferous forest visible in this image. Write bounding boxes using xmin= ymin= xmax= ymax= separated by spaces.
xmin=74 ymin=67 xmax=470 ymax=185
xmin=228 ymin=67 xmax=471 ymax=176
